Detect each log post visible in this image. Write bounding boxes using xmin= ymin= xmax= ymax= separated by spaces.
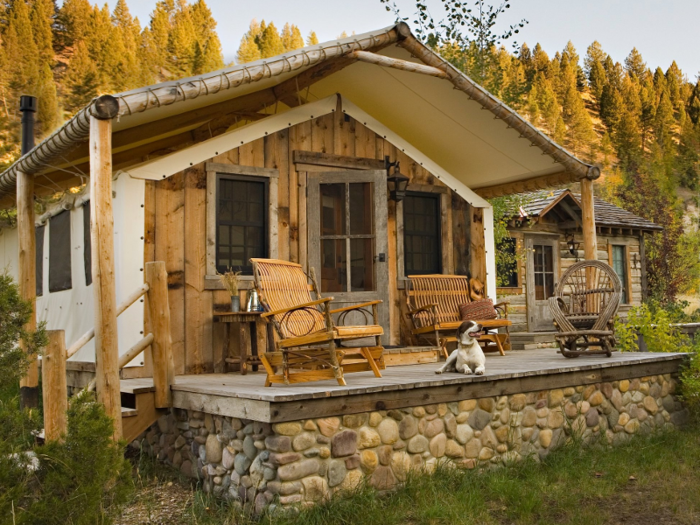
xmin=580 ymin=177 xmax=597 ymax=261
xmin=89 ymin=96 xmax=122 ymax=440
xmin=145 ymin=261 xmax=174 ymax=408
xmin=17 ymin=170 xmax=39 ymax=409
xmin=470 ymin=206 xmax=487 ymax=289
xmin=42 ymin=330 xmax=68 ymax=441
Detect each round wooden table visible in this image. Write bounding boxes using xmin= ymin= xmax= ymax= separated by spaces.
xmin=214 ymin=311 xmax=273 ymax=374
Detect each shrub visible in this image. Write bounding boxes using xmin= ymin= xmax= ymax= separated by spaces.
xmin=680 ymin=352 xmax=700 ymax=418
xmin=614 ymin=302 xmax=691 ymax=353
xmin=0 ymin=273 xmax=132 ymax=525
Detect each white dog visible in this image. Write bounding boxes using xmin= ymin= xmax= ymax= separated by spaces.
xmin=435 ymin=321 xmax=486 ymax=375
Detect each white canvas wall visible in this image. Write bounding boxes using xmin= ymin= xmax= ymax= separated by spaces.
xmin=0 ymin=174 xmax=145 ymax=366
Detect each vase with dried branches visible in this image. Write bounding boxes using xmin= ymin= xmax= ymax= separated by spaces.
xmin=218 ymin=269 xmax=242 ymax=312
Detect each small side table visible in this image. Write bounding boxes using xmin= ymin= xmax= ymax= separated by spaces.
xmin=215 ymin=312 xmax=274 ymax=374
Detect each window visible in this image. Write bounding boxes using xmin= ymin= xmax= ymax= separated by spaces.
xmin=49 ymin=210 xmax=72 ymax=293
xmin=83 ymin=203 xmax=92 ymax=286
xmin=403 ymin=192 xmax=441 ymax=275
xmin=216 ymin=174 xmax=268 ymax=274
xmin=319 ymin=182 xmax=375 ymax=292
xmin=533 ymin=244 xmax=555 ymax=300
xmin=611 ymin=244 xmax=629 ymax=303
xmin=497 ymin=237 xmax=519 ymax=288
xmin=35 ymin=225 xmax=44 ymax=296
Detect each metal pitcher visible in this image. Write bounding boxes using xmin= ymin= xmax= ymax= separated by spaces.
xmin=246 ymin=288 xmax=261 ymax=312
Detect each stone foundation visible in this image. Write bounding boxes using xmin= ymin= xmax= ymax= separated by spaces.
xmin=138 ymin=374 xmax=688 ymax=511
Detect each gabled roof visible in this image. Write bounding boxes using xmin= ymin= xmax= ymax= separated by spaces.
xmin=0 ymin=23 xmax=598 ymax=208
xmin=515 ymin=189 xmax=663 ymax=232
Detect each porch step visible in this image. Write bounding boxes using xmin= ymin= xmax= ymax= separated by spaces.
xmin=121 ymin=406 xmax=138 ymax=418
xmin=119 ymin=380 xmax=166 ymax=443
xmin=509 ymin=332 xmax=558 ymax=351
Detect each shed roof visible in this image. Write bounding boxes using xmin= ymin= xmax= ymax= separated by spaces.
xmin=0 ymin=23 xmax=598 ymax=208
xmin=515 ymin=189 xmax=663 ymax=232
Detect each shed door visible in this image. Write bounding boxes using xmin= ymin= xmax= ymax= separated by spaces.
xmin=525 ymin=236 xmax=559 ymax=332
xmin=307 ymin=170 xmax=389 ymax=344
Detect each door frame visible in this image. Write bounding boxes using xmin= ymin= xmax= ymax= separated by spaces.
xmin=307 ymin=170 xmax=389 ymax=343
xmin=525 ymin=234 xmax=560 ymax=332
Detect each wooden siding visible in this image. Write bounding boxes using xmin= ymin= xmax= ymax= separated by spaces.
xmin=146 ymin=114 xmax=480 ymax=373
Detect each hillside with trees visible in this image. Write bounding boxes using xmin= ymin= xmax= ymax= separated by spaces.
xmin=1 ymin=0 xmax=699 ymax=303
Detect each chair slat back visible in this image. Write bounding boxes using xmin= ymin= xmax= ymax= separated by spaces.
xmin=407 ymin=275 xmax=471 ymax=326
xmin=252 ymin=258 xmax=326 ymax=339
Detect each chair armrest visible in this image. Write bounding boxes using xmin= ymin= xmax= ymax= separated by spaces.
xmin=261 ymin=297 xmax=333 ymax=318
xmin=329 ymin=300 xmax=382 ymax=315
xmin=407 ymin=303 xmax=438 ymax=316
xmin=494 ymin=301 xmax=509 ymax=318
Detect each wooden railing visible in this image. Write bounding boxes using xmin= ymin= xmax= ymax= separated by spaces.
xmin=42 ymin=261 xmax=173 ymax=441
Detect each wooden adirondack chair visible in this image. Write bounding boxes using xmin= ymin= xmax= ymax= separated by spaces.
xmin=548 ymin=260 xmax=622 ymax=358
xmin=251 ymin=258 xmax=385 ymax=386
xmin=405 ymin=274 xmax=511 ymax=358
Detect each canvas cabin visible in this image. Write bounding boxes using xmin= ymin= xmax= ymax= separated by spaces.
xmin=0 ymin=22 xmax=633 ymax=440
xmin=499 ymin=189 xmax=662 ymax=332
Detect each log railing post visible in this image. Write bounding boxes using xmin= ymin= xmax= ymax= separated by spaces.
xmin=89 ymin=96 xmax=122 ymax=440
xmin=43 ymin=330 xmax=68 ymax=441
xmin=17 ymin=170 xmax=39 ymax=409
xmin=145 ymin=261 xmax=174 ymax=408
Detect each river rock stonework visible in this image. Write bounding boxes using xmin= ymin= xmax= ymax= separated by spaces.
xmin=138 ymin=374 xmax=688 ymax=510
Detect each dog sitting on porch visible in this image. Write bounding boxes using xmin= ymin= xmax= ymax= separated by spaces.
xmin=435 ymin=321 xmax=486 ymax=375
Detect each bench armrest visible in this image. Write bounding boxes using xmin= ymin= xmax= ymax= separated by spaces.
xmin=261 ymin=297 xmax=333 ymax=318
xmin=494 ymin=301 xmax=509 ymax=319
xmin=329 ymin=300 xmax=382 ymax=315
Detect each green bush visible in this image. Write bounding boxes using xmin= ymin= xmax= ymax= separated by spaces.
xmin=614 ymin=302 xmax=692 ymax=353
xmin=680 ymin=352 xmax=700 ymax=418
xmin=0 ymin=273 xmax=132 ymax=525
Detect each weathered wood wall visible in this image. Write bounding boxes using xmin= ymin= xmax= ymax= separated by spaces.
xmin=146 ymin=114 xmax=480 ymax=374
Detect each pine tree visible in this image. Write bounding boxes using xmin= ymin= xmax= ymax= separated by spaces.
xmin=258 ymin=21 xmax=283 ymax=58
xmin=624 ymin=47 xmax=647 ymax=80
xmin=63 ymin=39 xmax=98 ymax=111
xmin=561 ymin=83 xmax=594 ymax=157
xmin=236 ymin=19 xmax=262 ymax=63
xmin=281 ymin=23 xmax=304 ymax=52
xmin=306 ymin=31 xmax=319 ymax=46
xmin=168 ymin=0 xmax=197 ymax=75
xmin=56 ymin=0 xmax=93 ymax=48
xmin=148 ymin=0 xmax=175 ymax=69
xmin=190 ymin=0 xmax=223 ymax=73
xmin=31 ymin=0 xmax=55 ymax=64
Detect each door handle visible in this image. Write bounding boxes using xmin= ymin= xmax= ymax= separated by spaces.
xmin=375 ymin=253 xmax=386 ymax=262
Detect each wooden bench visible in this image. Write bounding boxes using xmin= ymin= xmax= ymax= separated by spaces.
xmin=406 ymin=274 xmax=511 ymax=358
xmin=252 ymin=258 xmax=385 ymax=386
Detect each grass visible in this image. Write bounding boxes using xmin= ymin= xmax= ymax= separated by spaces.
xmin=117 ymin=424 xmax=700 ymax=525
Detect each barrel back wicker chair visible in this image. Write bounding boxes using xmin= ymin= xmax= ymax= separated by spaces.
xmin=251 ymin=258 xmax=384 ymax=386
xmin=548 ymin=260 xmax=622 ymax=358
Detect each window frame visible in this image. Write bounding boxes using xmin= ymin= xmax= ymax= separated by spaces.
xmin=205 ymin=162 xmax=278 ymax=286
xmin=497 ymin=236 xmax=521 ymax=289
xmin=48 ymin=209 xmax=73 ymax=293
xmin=608 ymin=242 xmax=632 ymax=304
xmin=402 ymin=191 xmax=443 ymax=276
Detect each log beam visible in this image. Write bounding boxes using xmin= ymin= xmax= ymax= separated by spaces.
xmin=17 ymin=170 xmax=38 ymax=409
xmin=42 ymin=330 xmax=68 ymax=441
xmin=348 ymin=50 xmax=448 ymax=79
xmin=473 ymin=171 xmax=582 ymax=199
xmin=89 ymin=105 xmax=122 ymax=440
xmin=580 ymin=177 xmax=597 ymax=261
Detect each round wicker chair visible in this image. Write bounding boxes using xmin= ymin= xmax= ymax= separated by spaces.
xmin=548 ymin=260 xmax=622 ymax=358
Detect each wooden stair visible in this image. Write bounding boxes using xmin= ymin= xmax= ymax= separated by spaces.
xmin=120 ymin=378 xmax=166 ymax=443
xmin=509 ymin=332 xmax=558 ymax=351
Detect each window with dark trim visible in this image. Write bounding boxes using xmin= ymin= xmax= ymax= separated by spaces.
xmin=498 ymin=237 xmax=519 ymax=288
xmin=216 ymin=174 xmax=268 ymax=274
xmin=403 ymin=192 xmax=441 ymax=275
xmin=83 ymin=203 xmax=92 ymax=286
xmin=611 ymin=244 xmax=629 ymax=303
xmin=35 ymin=225 xmax=44 ymax=296
xmin=49 ymin=210 xmax=72 ymax=293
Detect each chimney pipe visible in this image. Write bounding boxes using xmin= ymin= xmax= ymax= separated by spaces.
xmin=19 ymin=95 xmax=37 ymax=156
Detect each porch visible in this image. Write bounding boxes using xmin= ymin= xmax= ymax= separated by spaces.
xmin=121 ymin=348 xmax=687 ymax=423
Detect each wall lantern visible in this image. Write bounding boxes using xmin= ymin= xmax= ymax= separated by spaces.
xmin=566 ymin=232 xmax=581 ymax=257
xmin=385 ymin=156 xmax=409 ymax=202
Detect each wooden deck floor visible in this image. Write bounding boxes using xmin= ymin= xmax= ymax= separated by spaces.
xmin=121 ymin=350 xmax=687 ymax=423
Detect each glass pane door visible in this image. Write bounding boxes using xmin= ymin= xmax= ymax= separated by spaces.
xmin=319 ymin=182 xmax=375 ymax=293
xmin=533 ymin=244 xmax=554 ymax=300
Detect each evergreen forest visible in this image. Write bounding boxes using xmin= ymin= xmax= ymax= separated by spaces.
xmin=0 ymin=0 xmax=699 ymax=302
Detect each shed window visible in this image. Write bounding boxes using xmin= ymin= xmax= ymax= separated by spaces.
xmin=83 ymin=203 xmax=92 ymax=286
xmin=403 ymin=192 xmax=441 ymax=275
xmin=216 ymin=174 xmax=268 ymax=274
xmin=49 ymin=210 xmax=72 ymax=292
xmin=611 ymin=245 xmax=629 ymax=303
xmin=498 ymin=237 xmax=519 ymax=288
xmin=35 ymin=225 xmax=44 ymax=296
